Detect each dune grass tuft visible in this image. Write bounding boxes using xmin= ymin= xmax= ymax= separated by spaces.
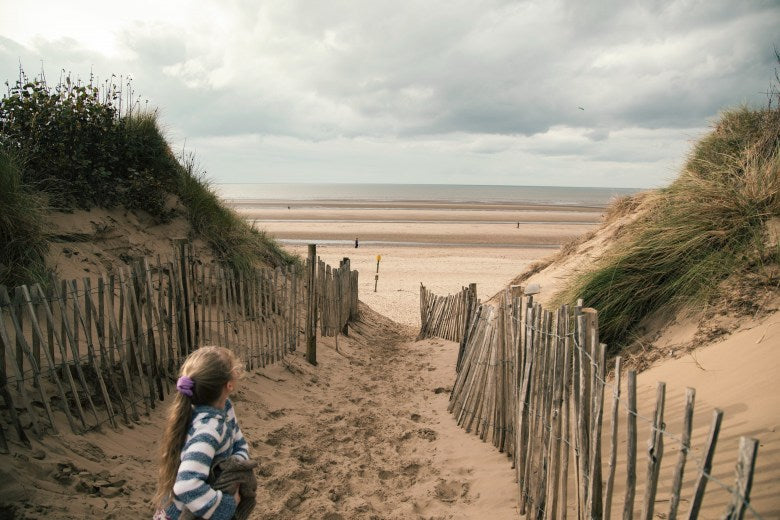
xmin=177 ymin=155 xmax=298 ymax=270
xmin=558 ymin=104 xmax=780 ymax=352
xmin=0 ymin=147 xmax=49 ymax=287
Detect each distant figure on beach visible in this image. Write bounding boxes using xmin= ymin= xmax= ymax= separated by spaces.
xmin=517 ymin=221 xmax=520 ymax=228
xmin=355 ymin=237 xmax=359 ymax=248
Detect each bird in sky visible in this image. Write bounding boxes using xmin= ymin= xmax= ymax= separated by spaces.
xmin=578 ymin=106 xmax=585 ymax=110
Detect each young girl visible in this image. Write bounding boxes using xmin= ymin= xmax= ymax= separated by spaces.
xmin=153 ymin=346 xmax=249 ymax=520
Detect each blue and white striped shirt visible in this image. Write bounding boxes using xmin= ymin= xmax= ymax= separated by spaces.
xmin=164 ymin=399 xmax=250 ymax=519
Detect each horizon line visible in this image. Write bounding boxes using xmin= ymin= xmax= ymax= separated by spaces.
xmin=213 ymin=181 xmax=644 ymax=190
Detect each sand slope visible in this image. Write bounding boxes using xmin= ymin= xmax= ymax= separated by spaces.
xmin=610 ymin=308 xmax=780 ymax=519
xmin=493 ymin=211 xmax=780 ymax=518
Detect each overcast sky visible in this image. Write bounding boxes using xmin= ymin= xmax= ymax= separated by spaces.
xmin=1 ymin=1 xmax=778 ymax=188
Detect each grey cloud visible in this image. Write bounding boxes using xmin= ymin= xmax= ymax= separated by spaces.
xmin=586 ymin=128 xmax=610 ymax=142
xmin=119 ymin=23 xmax=188 ymax=66
xmin=1 ymin=0 xmax=778 ymax=188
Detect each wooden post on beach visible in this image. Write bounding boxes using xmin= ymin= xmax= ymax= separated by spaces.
xmin=350 ymin=270 xmax=359 ymax=321
xmin=340 ymin=258 xmax=350 ymax=336
xmin=641 ymin=382 xmax=666 ymax=520
xmin=604 ymin=356 xmax=622 ymax=520
xmin=306 ymin=244 xmax=317 ymax=365
xmin=177 ymin=240 xmax=193 ymax=356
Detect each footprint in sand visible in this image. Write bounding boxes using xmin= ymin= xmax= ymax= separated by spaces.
xmin=265 ymin=424 xmax=302 ymax=446
xmin=291 ymin=446 xmax=318 ymax=464
xmin=416 ymin=428 xmax=438 ymax=441
xmin=378 ymin=469 xmax=394 ymax=480
xmin=434 ymin=479 xmax=470 ymax=503
xmin=327 ymin=482 xmax=351 ymax=503
xmin=402 ymin=462 xmax=420 ymax=477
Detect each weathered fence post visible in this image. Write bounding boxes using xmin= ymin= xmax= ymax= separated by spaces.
xmin=0 ymin=300 xmax=31 ymax=448
xmin=604 ymin=356 xmax=622 ymax=520
xmin=624 ymin=370 xmax=638 ymax=520
xmin=722 ymin=437 xmax=759 ymax=520
xmin=306 ymin=244 xmax=317 ymax=365
xmin=668 ymin=388 xmax=695 ymax=520
xmin=340 ymin=258 xmax=350 ymax=336
xmin=641 ymin=382 xmax=666 ymax=520
xmin=177 ymin=240 xmax=193 ymax=355
xmin=685 ymin=409 xmax=724 ymax=520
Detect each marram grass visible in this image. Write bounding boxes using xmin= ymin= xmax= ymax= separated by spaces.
xmin=177 ymin=154 xmax=298 ymax=271
xmin=558 ymin=105 xmax=780 ymax=352
xmin=0 ymin=147 xmax=49 ymax=287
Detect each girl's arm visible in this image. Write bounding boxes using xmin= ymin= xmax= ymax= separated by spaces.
xmin=172 ymin=417 xmax=237 ymax=520
xmin=225 ymin=399 xmax=250 ymax=460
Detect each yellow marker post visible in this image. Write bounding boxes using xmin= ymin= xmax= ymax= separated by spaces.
xmin=375 ymin=255 xmax=382 ymax=291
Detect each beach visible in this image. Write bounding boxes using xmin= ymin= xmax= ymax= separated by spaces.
xmin=235 ymin=200 xmax=604 ymax=326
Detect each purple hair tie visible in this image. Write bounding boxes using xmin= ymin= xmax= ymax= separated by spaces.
xmin=176 ymin=376 xmax=194 ymax=397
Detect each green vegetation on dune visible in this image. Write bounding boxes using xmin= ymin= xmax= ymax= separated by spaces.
xmin=0 ymin=72 xmax=295 ymax=286
xmin=0 ymin=148 xmax=49 ymax=287
xmin=0 ymin=77 xmax=177 ymax=214
xmin=558 ymin=104 xmax=780 ymax=352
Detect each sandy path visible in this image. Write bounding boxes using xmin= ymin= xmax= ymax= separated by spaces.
xmin=244 ymin=306 xmax=518 ymax=519
xmin=1 ymin=305 xmax=518 ymax=519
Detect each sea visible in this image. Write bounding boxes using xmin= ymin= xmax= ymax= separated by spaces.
xmin=214 ymin=183 xmax=638 ymax=207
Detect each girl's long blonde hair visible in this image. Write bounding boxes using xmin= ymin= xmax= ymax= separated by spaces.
xmin=153 ymin=346 xmax=242 ymax=508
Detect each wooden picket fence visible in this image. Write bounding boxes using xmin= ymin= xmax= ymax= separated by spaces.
xmin=422 ymin=284 xmax=763 ymax=520
xmin=0 ymin=242 xmax=358 ymax=453
xmin=417 ymin=283 xmax=477 ymax=342
xmin=318 ymin=257 xmax=359 ymax=337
